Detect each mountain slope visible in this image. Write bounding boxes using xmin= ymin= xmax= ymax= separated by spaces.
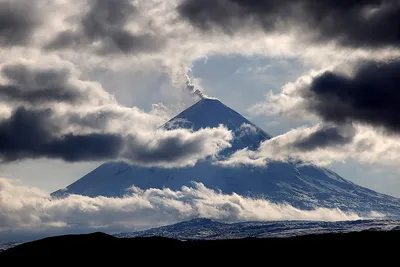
xmin=52 ymin=99 xmax=400 ymax=216
xmin=116 ymin=218 xmax=400 ymax=240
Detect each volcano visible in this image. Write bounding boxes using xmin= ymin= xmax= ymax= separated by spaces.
xmin=53 ymin=99 xmax=400 ymax=216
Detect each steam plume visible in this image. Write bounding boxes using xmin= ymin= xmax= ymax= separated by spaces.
xmin=185 ymin=75 xmax=207 ymax=99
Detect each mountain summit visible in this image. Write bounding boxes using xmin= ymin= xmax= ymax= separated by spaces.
xmin=165 ymin=98 xmax=268 ymax=132
xmin=53 ymin=99 xmax=400 ymax=216
xmin=164 ymin=98 xmax=271 ymax=153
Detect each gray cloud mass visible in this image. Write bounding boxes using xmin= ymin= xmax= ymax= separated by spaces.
xmin=46 ymin=0 xmax=162 ymax=54
xmin=303 ymin=60 xmax=400 ymax=133
xmin=0 ymin=106 xmax=232 ymax=165
xmin=293 ymin=124 xmax=356 ymax=151
xmin=0 ymin=0 xmax=40 ymax=46
xmin=0 ymin=63 xmax=81 ymax=104
xmin=0 ymin=107 xmax=124 ymax=162
xmin=178 ymin=0 xmax=400 ymax=49
xmin=0 ymin=59 xmax=232 ymax=167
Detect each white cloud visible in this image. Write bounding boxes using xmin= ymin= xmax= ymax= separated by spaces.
xmin=0 ymin=103 xmax=12 ymax=118
xmin=121 ymin=125 xmax=233 ymax=167
xmin=235 ymin=123 xmax=258 ymax=139
xmin=0 ymin=177 xmax=367 ymax=234
xmin=219 ymin=123 xmax=400 ymax=167
xmin=248 ymin=68 xmax=331 ymax=119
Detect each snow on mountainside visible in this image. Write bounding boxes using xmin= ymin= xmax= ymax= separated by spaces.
xmin=115 ymin=218 xmax=400 ymax=240
xmin=52 ymin=99 xmax=400 ymax=216
xmin=163 ymin=98 xmax=271 ymax=153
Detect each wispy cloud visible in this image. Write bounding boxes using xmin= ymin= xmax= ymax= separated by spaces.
xmin=0 ymin=177 xmax=367 ymax=236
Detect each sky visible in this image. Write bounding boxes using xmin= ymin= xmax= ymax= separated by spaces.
xmin=1 ymin=0 xmax=400 ymax=240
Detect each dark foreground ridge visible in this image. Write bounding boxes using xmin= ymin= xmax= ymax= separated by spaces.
xmin=1 ymin=230 xmax=399 ymax=264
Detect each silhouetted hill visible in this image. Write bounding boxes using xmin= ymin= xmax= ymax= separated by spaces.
xmin=1 ymin=230 xmax=398 ymax=264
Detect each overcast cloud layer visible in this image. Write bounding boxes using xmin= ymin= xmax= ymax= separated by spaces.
xmin=2 ymin=0 xmax=398 ymax=73
xmin=0 ymin=1 xmax=399 ymax=184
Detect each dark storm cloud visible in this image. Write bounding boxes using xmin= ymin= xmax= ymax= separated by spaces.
xmin=293 ymin=124 xmax=356 ymax=151
xmin=0 ymin=63 xmax=81 ymax=104
xmin=178 ymin=0 xmax=400 ymax=48
xmin=124 ymin=134 xmax=204 ymax=164
xmin=0 ymin=1 xmax=40 ymax=46
xmin=0 ymin=107 xmax=229 ymax=165
xmin=301 ymin=60 xmax=400 ymax=132
xmin=46 ymin=0 xmax=162 ymax=54
xmin=67 ymin=110 xmax=116 ymax=130
xmin=0 ymin=107 xmax=123 ymax=162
